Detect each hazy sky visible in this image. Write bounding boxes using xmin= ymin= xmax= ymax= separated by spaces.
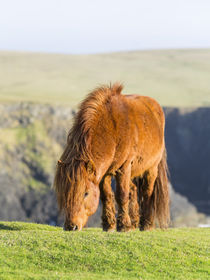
xmin=0 ymin=0 xmax=210 ymax=54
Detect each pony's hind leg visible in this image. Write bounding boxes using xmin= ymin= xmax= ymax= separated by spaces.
xmin=140 ymin=166 xmax=158 ymax=231
xmin=99 ymin=175 xmax=116 ymax=231
xmin=129 ymin=181 xmax=140 ymax=229
xmin=115 ymin=162 xmax=132 ymax=232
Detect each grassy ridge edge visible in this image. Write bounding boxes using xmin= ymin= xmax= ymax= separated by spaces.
xmin=0 ymin=222 xmax=209 ymax=279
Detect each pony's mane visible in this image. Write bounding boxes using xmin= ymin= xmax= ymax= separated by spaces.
xmin=72 ymin=82 xmax=123 ymax=146
xmin=54 ymin=83 xmax=123 ymax=211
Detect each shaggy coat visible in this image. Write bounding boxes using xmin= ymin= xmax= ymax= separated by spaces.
xmin=54 ymin=83 xmax=170 ymax=231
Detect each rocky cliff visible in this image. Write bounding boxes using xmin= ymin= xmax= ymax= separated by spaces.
xmin=0 ymin=103 xmax=73 ymax=224
xmin=0 ymin=103 xmax=209 ymax=226
xmin=165 ymin=107 xmax=210 ymax=215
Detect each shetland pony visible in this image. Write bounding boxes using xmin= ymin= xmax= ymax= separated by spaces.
xmin=54 ymin=83 xmax=170 ymax=231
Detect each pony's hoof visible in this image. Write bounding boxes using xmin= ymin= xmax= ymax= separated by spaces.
xmin=117 ymin=215 xmax=131 ymax=232
xmin=103 ymin=225 xmax=116 ymax=232
xmin=117 ymin=226 xmax=132 ymax=232
xmin=130 ymin=225 xmax=138 ymax=231
xmin=102 ymin=220 xmax=116 ymax=232
xmin=117 ymin=221 xmax=132 ymax=232
xmin=106 ymin=228 xmax=115 ymax=233
xmin=131 ymin=222 xmax=139 ymax=229
xmin=140 ymin=225 xmax=154 ymax=231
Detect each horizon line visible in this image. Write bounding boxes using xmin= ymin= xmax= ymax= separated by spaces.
xmin=0 ymin=47 xmax=210 ymax=56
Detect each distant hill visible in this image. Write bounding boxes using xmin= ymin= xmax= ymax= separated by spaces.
xmin=0 ymin=49 xmax=210 ymax=107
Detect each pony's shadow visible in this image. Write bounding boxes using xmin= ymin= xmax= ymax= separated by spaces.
xmin=0 ymin=224 xmax=20 ymax=231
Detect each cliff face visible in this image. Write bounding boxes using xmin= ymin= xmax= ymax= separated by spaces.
xmin=0 ymin=103 xmax=73 ymax=224
xmin=164 ymin=107 xmax=210 ymax=215
xmin=0 ymin=103 xmax=209 ymax=226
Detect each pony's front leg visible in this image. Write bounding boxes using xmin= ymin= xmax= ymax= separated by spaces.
xmin=115 ymin=163 xmax=132 ymax=232
xmin=99 ymin=175 xmax=116 ymax=231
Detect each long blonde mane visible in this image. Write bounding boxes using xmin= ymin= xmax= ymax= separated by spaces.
xmin=53 ymin=83 xmax=123 ymax=211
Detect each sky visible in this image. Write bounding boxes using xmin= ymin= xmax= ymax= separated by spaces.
xmin=0 ymin=0 xmax=210 ymax=54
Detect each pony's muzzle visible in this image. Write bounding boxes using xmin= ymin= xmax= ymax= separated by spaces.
xmin=64 ymin=223 xmax=79 ymax=231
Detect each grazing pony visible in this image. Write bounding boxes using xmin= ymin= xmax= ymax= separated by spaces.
xmin=54 ymin=83 xmax=170 ymax=231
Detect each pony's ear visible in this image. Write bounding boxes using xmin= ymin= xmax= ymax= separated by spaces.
xmin=58 ymin=160 xmax=63 ymax=166
xmin=86 ymin=161 xmax=95 ymax=175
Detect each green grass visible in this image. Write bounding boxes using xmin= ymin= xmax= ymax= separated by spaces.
xmin=1 ymin=49 xmax=210 ymax=107
xmin=0 ymin=222 xmax=209 ymax=279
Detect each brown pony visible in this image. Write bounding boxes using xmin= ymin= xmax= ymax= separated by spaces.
xmin=54 ymin=83 xmax=170 ymax=231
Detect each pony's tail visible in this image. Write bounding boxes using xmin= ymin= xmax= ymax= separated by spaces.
xmin=154 ymin=148 xmax=170 ymax=228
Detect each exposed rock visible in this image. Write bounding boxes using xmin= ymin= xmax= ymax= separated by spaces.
xmin=164 ymin=107 xmax=210 ymax=215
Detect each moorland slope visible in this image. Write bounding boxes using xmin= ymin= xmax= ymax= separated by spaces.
xmin=1 ymin=49 xmax=210 ymax=107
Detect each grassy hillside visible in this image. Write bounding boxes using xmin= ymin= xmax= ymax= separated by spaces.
xmin=1 ymin=49 xmax=210 ymax=107
xmin=0 ymin=222 xmax=209 ymax=280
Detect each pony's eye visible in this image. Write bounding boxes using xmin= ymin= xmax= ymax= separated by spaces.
xmin=84 ymin=192 xmax=88 ymax=198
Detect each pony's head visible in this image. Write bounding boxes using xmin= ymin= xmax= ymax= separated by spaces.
xmin=54 ymin=160 xmax=100 ymax=231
